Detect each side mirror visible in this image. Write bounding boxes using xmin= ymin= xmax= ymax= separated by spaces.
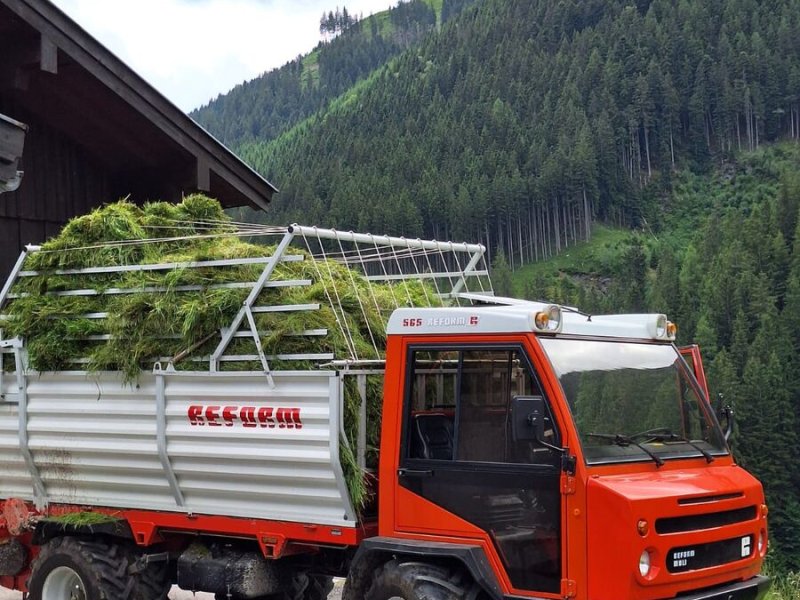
xmin=719 ymin=405 xmax=734 ymax=442
xmin=512 ymin=396 xmax=546 ymax=442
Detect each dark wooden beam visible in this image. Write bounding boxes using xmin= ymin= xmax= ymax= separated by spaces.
xmin=197 ymin=157 xmax=210 ymax=192
xmin=40 ymin=34 xmax=57 ymax=74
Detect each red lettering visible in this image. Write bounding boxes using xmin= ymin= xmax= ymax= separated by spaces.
xmin=205 ymin=406 xmax=221 ymax=427
xmin=258 ymin=406 xmax=275 ymax=428
xmin=469 ymin=316 xmax=479 ymax=326
xmin=276 ymin=408 xmax=290 ymax=428
xmin=288 ymin=408 xmax=302 ymax=429
xmin=188 ymin=405 xmax=204 ymax=426
xmin=222 ymin=406 xmax=237 ymax=427
xmin=188 ymin=404 xmax=301 ymax=430
xmin=241 ymin=406 xmax=257 ymax=428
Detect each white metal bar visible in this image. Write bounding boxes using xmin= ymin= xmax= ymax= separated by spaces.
xmin=54 ymin=305 xmax=321 ymax=322
xmin=210 ymin=229 xmax=297 ymax=372
xmin=0 ymin=249 xmax=30 ymax=310
xmin=7 ymin=280 xmax=311 ymax=299
xmin=73 ymin=329 xmax=327 ymax=342
xmin=17 ymin=254 xmax=304 ymax=277
xmin=251 ymin=303 xmax=320 ymax=313
xmin=155 ymin=369 xmax=185 ymax=507
xmin=357 ymin=374 xmax=367 ymax=471
xmin=15 ymin=345 xmax=47 ymax=509
xmin=451 ymin=248 xmax=487 ymax=297
xmin=330 ymin=374 xmax=358 ymax=522
xmin=289 ymin=225 xmax=484 ymax=255
xmin=245 ymin=305 xmax=275 ymax=388
xmin=231 ymin=329 xmax=327 ymax=338
xmin=69 ymin=352 xmax=336 ymax=365
xmin=364 ymin=270 xmax=489 ymax=282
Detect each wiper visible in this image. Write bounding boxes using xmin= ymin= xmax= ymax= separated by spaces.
xmin=586 ymin=433 xmax=664 ymax=467
xmin=633 ymin=429 xmax=715 ymax=463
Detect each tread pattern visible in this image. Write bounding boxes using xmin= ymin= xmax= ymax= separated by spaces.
xmin=364 ymin=560 xmax=480 ymax=600
xmin=28 ymin=537 xmax=136 ymax=599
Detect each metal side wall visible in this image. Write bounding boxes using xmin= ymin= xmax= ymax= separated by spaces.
xmin=0 ymin=370 xmax=357 ymax=528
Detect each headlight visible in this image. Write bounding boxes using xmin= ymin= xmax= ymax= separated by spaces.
xmin=758 ymin=530 xmax=766 ymax=555
xmin=639 ymin=550 xmax=652 ymax=577
xmin=532 ymin=305 xmax=562 ymax=332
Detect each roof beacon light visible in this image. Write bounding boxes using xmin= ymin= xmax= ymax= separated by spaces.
xmin=532 ymin=305 xmax=562 ymax=333
xmin=652 ymin=314 xmax=677 ymax=341
xmin=666 ymin=321 xmax=677 ymax=339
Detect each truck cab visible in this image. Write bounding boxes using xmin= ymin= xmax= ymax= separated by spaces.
xmin=362 ymin=303 xmax=770 ymax=600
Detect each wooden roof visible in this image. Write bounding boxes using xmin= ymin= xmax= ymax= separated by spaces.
xmin=0 ymin=0 xmax=277 ymax=210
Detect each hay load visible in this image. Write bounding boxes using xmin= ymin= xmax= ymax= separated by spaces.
xmin=0 ymin=195 xmax=492 ymax=511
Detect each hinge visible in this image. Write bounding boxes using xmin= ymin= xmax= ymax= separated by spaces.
xmin=561 ymin=578 xmax=577 ymax=598
xmin=561 ymin=475 xmax=576 ymax=495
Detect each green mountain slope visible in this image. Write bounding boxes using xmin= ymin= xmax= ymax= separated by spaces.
xmin=191 ymin=0 xmax=476 ymax=145
xmin=237 ymin=0 xmax=800 ymax=262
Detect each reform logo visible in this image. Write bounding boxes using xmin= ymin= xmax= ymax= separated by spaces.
xmin=188 ymin=405 xmax=303 ymax=429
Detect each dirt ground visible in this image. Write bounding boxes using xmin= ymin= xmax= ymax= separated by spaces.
xmin=0 ymin=579 xmax=345 ymax=599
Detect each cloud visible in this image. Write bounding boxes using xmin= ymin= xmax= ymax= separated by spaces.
xmin=52 ymin=0 xmax=393 ymax=111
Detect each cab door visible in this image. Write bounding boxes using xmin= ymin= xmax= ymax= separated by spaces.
xmin=395 ymin=342 xmax=565 ymax=596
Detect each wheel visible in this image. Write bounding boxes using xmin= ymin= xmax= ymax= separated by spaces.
xmin=292 ymin=574 xmax=334 ymax=600
xmin=364 ymin=560 xmax=479 ymax=600
xmin=129 ymin=552 xmax=171 ymax=600
xmin=27 ymin=537 xmax=136 ymax=600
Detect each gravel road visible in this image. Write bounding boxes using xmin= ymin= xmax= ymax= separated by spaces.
xmin=0 ymin=579 xmax=345 ymax=599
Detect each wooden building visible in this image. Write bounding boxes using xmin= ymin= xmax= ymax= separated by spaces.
xmin=0 ymin=0 xmax=277 ymax=275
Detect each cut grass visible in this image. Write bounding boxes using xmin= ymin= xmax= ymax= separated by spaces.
xmin=3 ymin=195 xmax=440 ymax=513
xmin=44 ymin=512 xmax=120 ymax=526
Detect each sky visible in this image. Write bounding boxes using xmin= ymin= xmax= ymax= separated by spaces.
xmin=52 ymin=0 xmax=394 ymax=112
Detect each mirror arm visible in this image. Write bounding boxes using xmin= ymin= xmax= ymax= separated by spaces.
xmin=722 ymin=405 xmax=734 ymax=442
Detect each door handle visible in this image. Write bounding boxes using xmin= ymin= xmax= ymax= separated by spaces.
xmin=397 ymin=468 xmax=433 ymax=478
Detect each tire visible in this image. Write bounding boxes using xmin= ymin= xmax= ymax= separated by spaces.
xmin=27 ymin=537 xmax=136 ymax=600
xmin=295 ymin=574 xmax=334 ymax=600
xmin=364 ymin=560 xmax=479 ymax=600
xmin=129 ymin=552 xmax=171 ymax=600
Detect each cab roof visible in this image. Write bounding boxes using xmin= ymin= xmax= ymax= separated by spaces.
xmin=387 ymin=302 xmax=673 ymax=342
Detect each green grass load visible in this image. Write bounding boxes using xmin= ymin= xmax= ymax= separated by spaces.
xmin=1 ymin=195 xmax=441 ymax=512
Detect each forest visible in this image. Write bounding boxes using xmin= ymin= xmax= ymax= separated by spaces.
xmin=191 ymin=0 xmax=800 ymax=580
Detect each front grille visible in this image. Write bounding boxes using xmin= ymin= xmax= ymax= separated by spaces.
xmin=678 ymin=492 xmax=744 ymax=505
xmin=656 ymin=506 xmax=757 ymax=534
xmin=667 ymin=535 xmax=754 ymax=573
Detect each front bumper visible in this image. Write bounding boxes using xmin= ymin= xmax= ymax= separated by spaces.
xmin=676 ymin=575 xmax=770 ymax=600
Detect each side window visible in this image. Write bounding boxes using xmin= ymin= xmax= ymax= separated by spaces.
xmin=406 ymin=347 xmax=559 ymax=465
xmin=408 ymin=350 xmax=459 ymax=461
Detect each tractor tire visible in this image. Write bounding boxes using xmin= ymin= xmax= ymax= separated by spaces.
xmin=364 ymin=559 xmax=481 ymax=600
xmin=27 ymin=536 xmax=137 ymax=600
xmin=293 ymin=574 xmax=334 ymax=600
xmin=130 ymin=553 xmax=171 ymax=600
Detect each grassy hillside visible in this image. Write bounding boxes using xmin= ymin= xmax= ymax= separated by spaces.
xmin=191 ymin=0 xmax=476 ymax=145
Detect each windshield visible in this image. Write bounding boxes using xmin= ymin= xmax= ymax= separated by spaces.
xmin=539 ymin=338 xmax=728 ymax=466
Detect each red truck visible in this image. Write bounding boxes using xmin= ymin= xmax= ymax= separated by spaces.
xmin=0 ymin=226 xmax=770 ymax=599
